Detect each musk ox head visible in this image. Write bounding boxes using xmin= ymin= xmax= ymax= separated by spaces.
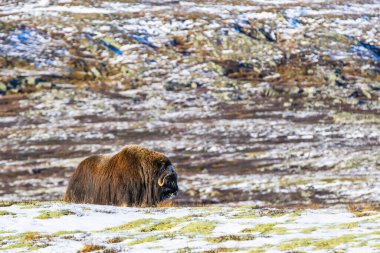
xmin=157 ymin=164 xmax=179 ymax=201
xmin=64 ymin=145 xmax=179 ymax=207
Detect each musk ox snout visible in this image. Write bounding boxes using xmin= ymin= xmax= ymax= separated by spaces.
xmin=64 ymin=145 xmax=179 ymax=207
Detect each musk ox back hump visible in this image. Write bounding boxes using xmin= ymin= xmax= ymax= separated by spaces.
xmin=64 ymin=145 xmax=178 ymax=207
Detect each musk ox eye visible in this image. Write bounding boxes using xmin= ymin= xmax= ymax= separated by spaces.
xmin=167 ymin=165 xmax=175 ymax=173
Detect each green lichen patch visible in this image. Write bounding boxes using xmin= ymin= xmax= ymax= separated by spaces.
xmin=202 ymin=247 xmax=239 ymax=253
xmin=0 ymin=232 xmax=52 ymax=251
xmin=0 ymin=210 xmax=15 ymax=216
xmin=242 ymin=223 xmax=287 ymax=235
xmin=0 ymin=202 xmax=14 ymax=207
xmin=52 ymin=230 xmax=84 ymax=237
xmin=180 ymin=221 xmax=218 ymax=235
xmin=229 ymin=209 xmax=259 ymax=219
xmin=247 ymin=244 xmax=274 ymax=253
xmin=15 ymin=201 xmax=43 ymax=209
xmin=206 ymin=234 xmax=255 ymax=243
xmin=140 ymin=217 xmax=187 ymax=232
xmin=352 ymin=211 xmax=378 ymax=218
xmin=279 ymin=238 xmax=315 ymax=251
xmin=35 ymin=210 xmax=75 ymax=219
xmin=301 ymin=227 xmax=318 ymax=234
xmin=328 ymin=222 xmax=358 ymax=230
xmin=1 ymin=241 xmax=34 ymax=250
xmin=103 ymin=218 xmax=154 ymax=232
xmin=127 ymin=236 xmax=159 ymax=246
xmin=313 ymin=235 xmax=357 ymax=250
xmin=333 ymin=112 xmax=380 ymax=124
xmin=28 ymin=244 xmax=50 ymax=250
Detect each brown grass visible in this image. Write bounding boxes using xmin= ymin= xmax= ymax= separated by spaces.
xmin=77 ymin=244 xmax=106 ymax=253
xmin=157 ymin=201 xmax=177 ymax=208
xmin=348 ymin=203 xmax=380 ymax=212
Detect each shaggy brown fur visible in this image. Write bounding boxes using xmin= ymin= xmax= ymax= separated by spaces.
xmin=64 ymin=145 xmax=178 ymax=207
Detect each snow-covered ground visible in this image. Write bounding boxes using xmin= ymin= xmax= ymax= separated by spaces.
xmin=0 ymin=202 xmax=380 ymax=252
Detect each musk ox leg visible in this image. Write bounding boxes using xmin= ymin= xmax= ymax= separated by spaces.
xmin=64 ymin=155 xmax=101 ymax=204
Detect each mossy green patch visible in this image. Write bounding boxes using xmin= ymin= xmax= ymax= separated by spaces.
xmin=279 ymin=238 xmax=314 ymax=251
xmin=206 ymin=234 xmax=255 ymax=243
xmin=229 ymin=209 xmax=259 ymax=219
xmin=247 ymin=245 xmax=273 ymax=253
xmin=35 ymin=210 xmax=75 ymax=219
xmin=352 ymin=211 xmax=377 ymax=217
xmin=313 ymin=235 xmax=356 ymax=250
xmin=127 ymin=236 xmax=158 ymax=246
xmin=140 ymin=217 xmax=187 ymax=232
xmin=0 ymin=232 xmax=51 ymax=251
xmin=202 ymin=248 xmax=239 ymax=253
xmin=28 ymin=244 xmax=49 ymax=250
xmin=301 ymin=227 xmax=318 ymax=233
xmin=15 ymin=201 xmax=43 ymax=209
xmin=52 ymin=230 xmax=83 ymax=236
xmin=328 ymin=222 xmax=358 ymax=230
xmin=242 ymin=223 xmax=287 ymax=235
xmin=2 ymin=241 xmax=34 ymax=250
xmin=180 ymin=221 xmax=217 ymax=235
xmin=333 ymin=112 xmax=380 ymax=124
xmin=0 ymin=210 xmax=15 ymax=216
xmin=0 ymin=202 xmax=14 ymax=207
xmin=103 ymin=218 xmax=154 ymax=232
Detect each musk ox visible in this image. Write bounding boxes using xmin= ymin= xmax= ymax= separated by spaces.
xmin=64 ymin=145 xmax=178 ymax=207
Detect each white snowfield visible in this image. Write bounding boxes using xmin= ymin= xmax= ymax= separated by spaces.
xmin=0 ymin=202 xmax=379 ymax=252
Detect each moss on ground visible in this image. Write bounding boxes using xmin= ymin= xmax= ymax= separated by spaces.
xmin=16 ymin=201 xmax=43 ymax=209
xmin=0 ymin=232 xmax=52 ymax=251
xmin=103 ymin=218 xmax=154 ymax=232
xmin=313 ymin=235 xmax=356 ymax=250
xmin=279 ymin=238 xmax=314 ymax=251
xmin=279 ymin=235 xmax=357 ymax=251
xmin=247 ymin=245 xmax=273 ymax=253
xmin=206 ymin=234 xmax=255 ymax=243
xmin=52 ymin=230 xmax=84 ymax=236
xmin=328 ymin=222 xmax=358 ymax=229
xmin=35 ymin=210 xmax=75 ymax=219
xmin=202 ymin=247 xmax=239 ymax=253
xmin=242 ymin=223 xmax=287 ymax=235
xmin=301 ymin=227 xmax=318 ymax=233
xmin=180 ymin=221 xmax=218 ymax=235
xmin=127 ymin=236 xmax=159 ymax=246
xmin=0 ymin=210 xmax=15 ymax=216
xmin=2 ymin=241 xmax=34 ymax=250
xmin=140 ymin=217 xmax=187 ymax=232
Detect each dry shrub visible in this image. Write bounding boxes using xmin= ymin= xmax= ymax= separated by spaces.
xmin=77 ymin=244 xmax=106 ymax=253
xmin=157 ymin=201 xmax=176 ymax=208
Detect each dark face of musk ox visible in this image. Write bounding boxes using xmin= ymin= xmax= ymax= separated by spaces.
xmin=156 ymin=163 xmax=179 ymax=201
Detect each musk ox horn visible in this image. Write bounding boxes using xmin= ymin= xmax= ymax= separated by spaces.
xmin=158 ymin=177 xmax=165 ymax=187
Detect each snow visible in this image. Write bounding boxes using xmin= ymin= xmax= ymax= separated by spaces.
xmin=0 ymin=202 xmax=379 ymax=252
